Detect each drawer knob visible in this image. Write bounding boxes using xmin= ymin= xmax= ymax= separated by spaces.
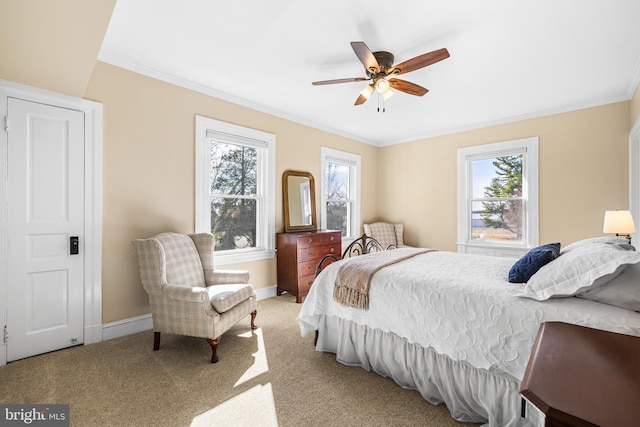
xmin=330 ymin=247 xmax=335 ymax=253
xmin=330 ymin=236 xmax=335 ymax=241
xmin=308 ymin=238 xmax=313 ymax=244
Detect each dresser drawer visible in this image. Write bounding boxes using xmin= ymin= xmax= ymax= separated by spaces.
xmin=298 ymin=274 xmax=315 ymax=292
xmin=297 ymin=231 xmax=340 ymax=248
xmin=320 ymin=232 xmax=340 ymax=246
xmin=298 ymin=243 xmax=340 ymax=262
xmin=298 ymin=259 xmax=319 ymax=277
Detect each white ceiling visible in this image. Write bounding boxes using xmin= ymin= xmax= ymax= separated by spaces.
xmin=99 ymin=0 xmax=640 ymax=147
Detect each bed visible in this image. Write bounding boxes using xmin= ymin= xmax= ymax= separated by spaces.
xmin=297 ymin=236 xmax=640 ymax=426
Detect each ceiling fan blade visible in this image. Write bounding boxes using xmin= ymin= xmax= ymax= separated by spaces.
xmin=389 ymin=48 xmax=450 ymax=76
xmin=354 ymin=84 xmax=374 ymax=105
xmin=312 ymin=77 xmax=369 ymax=85
xmin=351 ymin=41 xmax=380 ymax=73
xmin=389 ymin=79 xmax=429 ymax=96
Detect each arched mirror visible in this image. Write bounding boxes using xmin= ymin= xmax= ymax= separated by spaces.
xmin=283 ymin=170 xmax=317 ymax=232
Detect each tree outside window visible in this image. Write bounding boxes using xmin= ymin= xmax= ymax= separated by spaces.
xmin=321 ymin=147 xmax=361 ymax=241
xmin=209 ymin=141 xmax=258 ymax=251
xmin=471 ymin=155 xmax=523 ymax=243
xmin=325 ymin=161 xmax=351 ymax=236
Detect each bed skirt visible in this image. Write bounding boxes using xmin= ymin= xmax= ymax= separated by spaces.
xmin=312 ymin=315 xmax=537 ymax=427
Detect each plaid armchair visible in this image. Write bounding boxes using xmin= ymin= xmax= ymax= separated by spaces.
xmin=363 ymin=222 xmax=412 ymax=249
xmin=132 ymin=232 xmax=257 ymax=363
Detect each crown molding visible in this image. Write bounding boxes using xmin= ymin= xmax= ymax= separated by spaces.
xmin=97 ymin=51 xmax=637 ymax=149
xmin=625 ymin=54 xmax=640 ymax=98
xmin=97 ymin=51 xmax=380 ymax=146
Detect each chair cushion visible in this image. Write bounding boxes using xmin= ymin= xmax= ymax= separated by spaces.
xmin=207 ymin=284 xmax=254 ymax=313
xmin=155 ymin=233 xmax=206 ymax=287
xmin=367 ymin=222 xmax=397 ymax=249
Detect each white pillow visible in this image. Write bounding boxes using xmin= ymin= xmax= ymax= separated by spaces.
xmin=508 ymin=242 xmax=640 ymax=301
xmin=560 ymin=236 xmax=630 ymax=255
xmin=577 ymin=262 xmax=640 ymax=312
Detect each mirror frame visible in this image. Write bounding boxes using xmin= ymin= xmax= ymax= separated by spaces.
xmin=283 ymin=170 xmax=317 ymax=232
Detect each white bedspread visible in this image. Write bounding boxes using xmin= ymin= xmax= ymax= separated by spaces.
xmin=298 ymin=250 xmax=640 ymax=381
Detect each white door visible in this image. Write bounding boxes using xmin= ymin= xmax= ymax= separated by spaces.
xmin=6 ymin=97 xmax=85 ymax=362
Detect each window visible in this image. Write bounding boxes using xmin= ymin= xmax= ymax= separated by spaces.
xmin=320 ymin=147 xmax=361 ymax=242
xmin=196 ymin=116 xmax=275 ymax=265
xmin=457 ymin=137 xmax=538 ymax=256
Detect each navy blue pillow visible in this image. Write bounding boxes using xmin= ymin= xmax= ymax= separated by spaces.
xmin=508 ymin=243 xmax=561 ymax=283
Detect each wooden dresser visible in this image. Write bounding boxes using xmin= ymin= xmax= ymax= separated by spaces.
xmin=276 ymin=230 xmax=341 ymax=303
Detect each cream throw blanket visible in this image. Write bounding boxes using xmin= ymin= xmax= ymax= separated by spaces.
xmin=333 ymin=248 xmax=435 ymax=309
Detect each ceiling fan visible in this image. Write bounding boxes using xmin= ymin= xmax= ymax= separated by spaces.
xmin=312 ymin=41 xmax=450 ymax=107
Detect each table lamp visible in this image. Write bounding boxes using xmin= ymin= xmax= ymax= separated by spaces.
xmin=603 ymin=210 xmax=636 ymax=244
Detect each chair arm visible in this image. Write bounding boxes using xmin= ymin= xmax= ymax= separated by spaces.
xmin=162 ymin=284 xmax=208 ymax=303
xmin=206 ymin=269 xmax=250 ymax=286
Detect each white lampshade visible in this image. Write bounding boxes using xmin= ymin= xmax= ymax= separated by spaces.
xmin=374 ymin=78 xmax=390 ymax=93
xmin=359 ymin=84 xmax=374 ymax=101
xmin=381 ymin=89 xmax=394 ymax=101
xmin=603 ymin=210 xmax=636 ymax=234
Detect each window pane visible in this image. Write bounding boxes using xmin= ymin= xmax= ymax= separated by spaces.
xmin=472 ymin=155 xmax=522 ymax=198
xmin=210 ymin=141 xmax=257 ymax=196
xmin=211 ymin=198 xmax=257 ymax=250
xmin=471 ymin=199 xmax=523 ymax=242
xmin=326 ymin=201 xmax=348 ymax=236
xmin=326 ymin=162 xmax=349 ymax=200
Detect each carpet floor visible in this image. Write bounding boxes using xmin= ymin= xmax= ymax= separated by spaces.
xmin=0 ymin=294 xmax=478 ymax=426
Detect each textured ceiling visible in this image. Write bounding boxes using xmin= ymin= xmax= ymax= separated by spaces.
xmin=99 ymin=0 xmax=640 ymax=146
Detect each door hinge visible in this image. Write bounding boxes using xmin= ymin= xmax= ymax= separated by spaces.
xmin=3 ymin=325 xmax=7 ymax=343
xmin=4 ymin=116 xmax=8 ymax=132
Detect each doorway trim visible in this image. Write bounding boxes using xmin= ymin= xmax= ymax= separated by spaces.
xmin=629 ymin=116 xmax=640 ymax=246
xmin=0 ymin=79 xmax=103 ymax=365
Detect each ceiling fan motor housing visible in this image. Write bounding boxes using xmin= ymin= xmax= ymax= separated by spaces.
xmin=371 ymin=51 xmax=394 ymax=74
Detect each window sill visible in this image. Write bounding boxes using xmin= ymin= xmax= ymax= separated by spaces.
xmin=458 ymin=241 xmax=529 ymax=249
xmin=213 ymin=248 xmax=275 ymax=266
xmin=457 ymin=242 xmax=528 ymax=259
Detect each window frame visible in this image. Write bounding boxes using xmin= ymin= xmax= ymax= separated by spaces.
xmin=195 ymin=115 xmax=275 ymax=265
xmin=320 ymin=147 xmax=361 ymax=244
xmin=457 ymin=137 xmax=539 ymax=255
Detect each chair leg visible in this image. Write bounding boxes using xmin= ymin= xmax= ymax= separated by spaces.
xmin=250 ymin=310 xmax=257 ymax=330
xmin=206 ymin=337 xmax=221 ymax=363
xmin=154 ymin=331 xmax=161 ymax=351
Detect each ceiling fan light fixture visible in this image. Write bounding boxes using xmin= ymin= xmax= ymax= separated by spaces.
xmin=375 ymin=78 xmax=390 ymax=94
xmin=359 ymin=84 xmax=374 ymax=100
xmin=382 ymin=89 xmax=394 ymax=101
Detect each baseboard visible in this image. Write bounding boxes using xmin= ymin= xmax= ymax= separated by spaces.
xmin=101 ymin=284 xmax=279 ymax=341
xmin=256 ymin=284 xmax=278 ymax=300
xmin=102 ymin=313 xmax=153 ymax=341
xmin=84 ymin=323 xmax=104 ymax=345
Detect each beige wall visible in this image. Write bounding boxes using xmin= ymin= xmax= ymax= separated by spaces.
xmin=377 ymin=102 xmax=631 ymax=252
xmin=0 ymin=0 xmax=116 ymax=98
xmin=83 ymin=62 xmax=379 ymax=323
